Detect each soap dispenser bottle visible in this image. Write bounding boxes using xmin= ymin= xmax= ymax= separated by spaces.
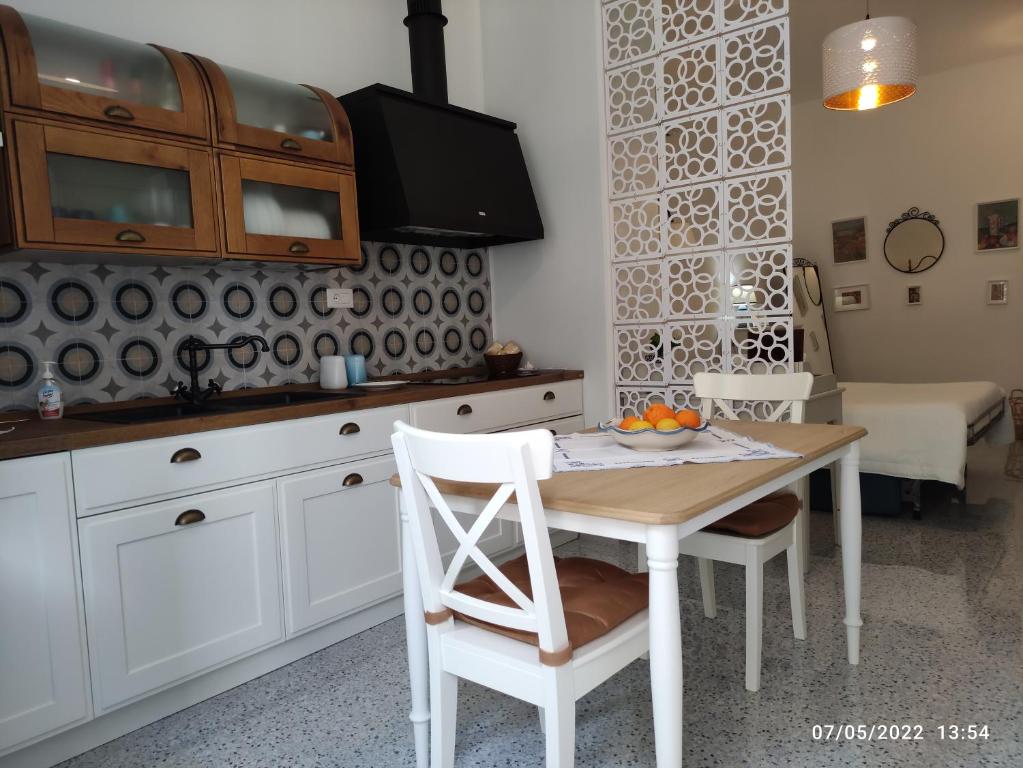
xmin=37 ymin=361 xmax=63 ymax=420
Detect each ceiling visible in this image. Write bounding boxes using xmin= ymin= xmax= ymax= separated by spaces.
xmin=790 ymin=0 xmax=1023 ymax=104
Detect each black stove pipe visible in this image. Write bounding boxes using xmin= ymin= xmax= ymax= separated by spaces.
xmin=404 ymin=0 xmax=448 ymax=104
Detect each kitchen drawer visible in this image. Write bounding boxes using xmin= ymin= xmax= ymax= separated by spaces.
xmin=72 ymin=404 xmax=408 ymax=516
xmin=78 ymin=482 xmax=281 ymax=712
xmin=499 ymin=415 xmax=586 ymax=436
xmin=409 ymin=381 xmax=582 ymax=435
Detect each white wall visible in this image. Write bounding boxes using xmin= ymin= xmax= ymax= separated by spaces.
xmin=4 ymin=0 xmax=485 ymax=110
xmin=480 ymin=0 xmax=612 ymax=421
xmin=793 ymin=52 xmax=1023 ymax=391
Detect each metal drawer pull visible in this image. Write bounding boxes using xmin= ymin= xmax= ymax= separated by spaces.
xmin=342 ymin=473 xmax=363 ymax=487
xmin=174 ymin=509 xmax=205 ymax=526
xmin=543 ymin=391 xmax=556 ymax=401
xmin=456 ymin=404 xmax=473 ymax=416
xmin=170 ymin=447 xmax=202 ymax=464
xmin=104 ymin=104 xmax=135 ymax=120
xmin=115 ymin=229 xmax=146 ymax=243
xmin=280 ymin=138 xmax=302 ymax=151
xmin=339 ymin=422 xmax=361 ymax=435
xmin=288 ymin=241 xmax=310 ymax=254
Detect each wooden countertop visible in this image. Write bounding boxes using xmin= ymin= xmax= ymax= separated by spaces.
xmin=397 ymin=420 xmax=866 ymax=526
xmin=0 ymin=368 xmax=583 ymax=461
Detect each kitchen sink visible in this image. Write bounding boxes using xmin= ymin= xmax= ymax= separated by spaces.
xmin=68 ymin=390 xmax=362 ymax=425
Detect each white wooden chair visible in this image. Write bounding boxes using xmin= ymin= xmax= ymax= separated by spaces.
xmin=684 ymin=372 xmax=813 ymax=692
xmin=392 ymin=421 xmax=650 ymax=768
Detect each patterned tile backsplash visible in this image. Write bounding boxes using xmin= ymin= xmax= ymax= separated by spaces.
xmin=0 ymin=243 xmax=492 ymax=412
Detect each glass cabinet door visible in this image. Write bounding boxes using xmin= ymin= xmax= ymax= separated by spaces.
xmin=194 ymin=56 xmax=352 ymax=166
xmin=0 ymin=8 xmax=208 ymax=138
xmin=220 ymin=154 xmax=359 ymax=263
xmin=12 ymin=120 xmax=217 ymax=254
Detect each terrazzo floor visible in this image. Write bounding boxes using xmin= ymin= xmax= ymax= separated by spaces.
xmin=58 ymin=441 xmax=1022 ymax=767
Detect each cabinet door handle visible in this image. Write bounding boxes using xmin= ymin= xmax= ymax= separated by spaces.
xmin=339 ymin=422 xmax=361 ymax=435
xmin=115 ymin=229 xmax=146 ymax=243
xmin=456 ymin=404 xmax=473 ymax=416
xmin=104 ymin=104 xmax=135 ymax=120
xmin=342 ymin=473 xmax=363 ymax=487
xmin=549 ymin=429 xmax=557 ymax=436
xmin=174 ymin=509 xmax=205 ymax=526
xmin=288 ymin=241 xmax=310 ymax=254
xmin=543 ymin=391 xmax=556 ymax=401
xmin=280 ymin=138 xmax=302 ymax=151
xmin=170 ymin=447 xmax=202 ymax=464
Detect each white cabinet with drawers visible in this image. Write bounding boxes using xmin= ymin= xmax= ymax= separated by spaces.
xmin=0 ymin=454 xmax=90 ymax=754
xmin=78 ymin=482 xmax=282 ymax=712
xmin=1 ymin=377 xmax=585 ymax=765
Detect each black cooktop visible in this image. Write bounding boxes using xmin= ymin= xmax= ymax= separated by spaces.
xmin=410 ymin=370 xmax=542 ymax=386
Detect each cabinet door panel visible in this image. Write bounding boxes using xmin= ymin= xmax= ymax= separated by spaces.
xmin=12 ymin=119 xmax=217 ymax=254
xmin=0 ymin=8 xmax=207 ymax=137
xmin=78 ymin=482 xmax=281 ymax=712
xmin=0 ymin=454 xmax=90 ymax=753
xmin=279 ymin=457 xmax=402 ymax=635
xmin=220 ymin=153 xmax=359 ymax=263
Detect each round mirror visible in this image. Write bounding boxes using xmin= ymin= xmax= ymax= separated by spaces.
xmin=883 ymin=208 xmax=944 ymax=273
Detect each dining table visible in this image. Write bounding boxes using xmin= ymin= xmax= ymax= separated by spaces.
xmin=395 ymin=419 xmax=867 ymax=767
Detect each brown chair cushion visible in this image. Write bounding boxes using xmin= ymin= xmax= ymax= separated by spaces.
xmin=704 ymin=491 xmax=800 ymax=538
xmin=453 ymin=555 xmax=648 ymax=653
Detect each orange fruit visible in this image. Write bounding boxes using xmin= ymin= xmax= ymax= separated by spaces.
xmin=643 ymin=403 xmax=676 ymax=425
xmin=655 ymin=417 xmax=681 ymax=431
xmin=627 ymin=419 xmax=654 ymax=431
xmin=675 ymin=408 xmax=701 ymax=428
xmin=619 ymin=416 xmax=639 ymax=430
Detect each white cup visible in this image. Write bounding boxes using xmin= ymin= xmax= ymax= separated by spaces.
xmin=319 ymin=356 xmax=348 ymax=390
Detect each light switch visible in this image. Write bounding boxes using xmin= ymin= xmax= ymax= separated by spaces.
xmin=326 ymin=288 xmax=354 ymax=309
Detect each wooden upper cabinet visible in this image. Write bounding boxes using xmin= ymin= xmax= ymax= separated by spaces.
xmin=0 ymin=6 xmax=208 ymax=139
xmin=219 ymin=153 xmax=359 ymax=264
xmin=10 ymin=118 xmax=218 ymax=255
xmin=191 ymin=55 xmax=353 ymax=166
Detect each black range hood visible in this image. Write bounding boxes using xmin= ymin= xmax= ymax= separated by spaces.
xmin=338 ymin=0 xmax=543 ymax=249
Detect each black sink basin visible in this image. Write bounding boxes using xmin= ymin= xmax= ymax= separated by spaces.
xmin=68 ymin=390 xmax=362 ymax=424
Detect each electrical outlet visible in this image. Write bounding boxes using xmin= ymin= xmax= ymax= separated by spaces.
xmin=326 ymin=288 xmax=354 ymax=309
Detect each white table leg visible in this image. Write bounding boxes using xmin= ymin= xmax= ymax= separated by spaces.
xmin=831 ymin=462 xmax=842 ymax=547
xmin=838 ymin=443 xmax=863 ymax=665
xmin=798 ymin=476 xmax=810 ymax=574
xmin=646 ymin=524 xmax=683 ymax=767
xmin=398 ymin=489 xmax=430 ymax=768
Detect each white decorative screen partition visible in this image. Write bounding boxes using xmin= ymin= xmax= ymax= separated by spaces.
xmin=602 ymin=0 xmax=793 ymax=418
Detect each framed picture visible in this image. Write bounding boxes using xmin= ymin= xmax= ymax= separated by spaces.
xmin=833 ymin=284 xmax=870 ymax=312
xmin=906 ymin=285 xmax=921 ymax=305
xmin=832 ymin=217 xmax=868 ymax=264
xmin=987 ymin=280 xmax=1008 ymax=305
xmin=976 ymin=199 xmax=1019 ymax=252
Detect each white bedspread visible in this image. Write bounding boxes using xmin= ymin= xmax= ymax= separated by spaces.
xmin=840 ymin=381 xmax=1013 ymax=488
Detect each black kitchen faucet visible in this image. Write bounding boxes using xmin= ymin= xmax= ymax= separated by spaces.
xmin=171 ymin=334 xmax=269 ymax=407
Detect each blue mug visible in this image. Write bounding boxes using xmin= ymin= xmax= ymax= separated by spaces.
xmin=345 ymin=354 xmax=367 ymax=385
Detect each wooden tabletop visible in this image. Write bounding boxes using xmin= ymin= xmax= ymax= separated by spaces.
xmin=403 ymin=420 xmax=866 ymax=526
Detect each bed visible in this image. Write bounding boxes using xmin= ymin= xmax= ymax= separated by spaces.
xmin=840 ymin=381 xmax=1013 ymax=489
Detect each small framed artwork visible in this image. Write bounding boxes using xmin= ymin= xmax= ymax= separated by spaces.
xmin=976 ymin=199 xmax=1019 ymax=252
xmin=832 ymin=217 xmax=868 ymax=264
xmin=906 ymin=285 xmax=921 ymax=305
xmin=833 ymin=284 xmax=870 ymax=312
xmin=987 ymin=280 xmax=1008 ymax=304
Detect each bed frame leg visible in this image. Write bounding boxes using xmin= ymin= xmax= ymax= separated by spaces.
xmin=910 ymin=479 xmax=922 ymax=520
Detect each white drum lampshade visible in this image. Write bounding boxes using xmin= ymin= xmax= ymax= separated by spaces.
xmin=823 ymin=16 xmax=917 ymax=110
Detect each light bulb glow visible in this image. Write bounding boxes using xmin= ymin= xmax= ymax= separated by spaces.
xmin=862 ymin=60 xmax=878 ymax=73
xmin=857 ymin=83 xmax=879 ymax=110
xmin=861 ymin=36 xmax=877 ymax=51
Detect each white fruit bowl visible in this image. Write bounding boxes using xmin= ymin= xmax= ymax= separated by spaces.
xmin=598 ymin=419 xmax=709 ymax=452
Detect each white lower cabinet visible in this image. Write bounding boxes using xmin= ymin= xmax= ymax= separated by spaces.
xmin=278 ymin=456 xmax=403 ymax=635
xmin=78 ymin=482 xmax=282 ymax=713
xmin=0 ymin=454 xmax=90 ymax=754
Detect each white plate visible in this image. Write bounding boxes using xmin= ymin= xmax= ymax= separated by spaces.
xmin=353 ymin=380 xmax=409 ymax=391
